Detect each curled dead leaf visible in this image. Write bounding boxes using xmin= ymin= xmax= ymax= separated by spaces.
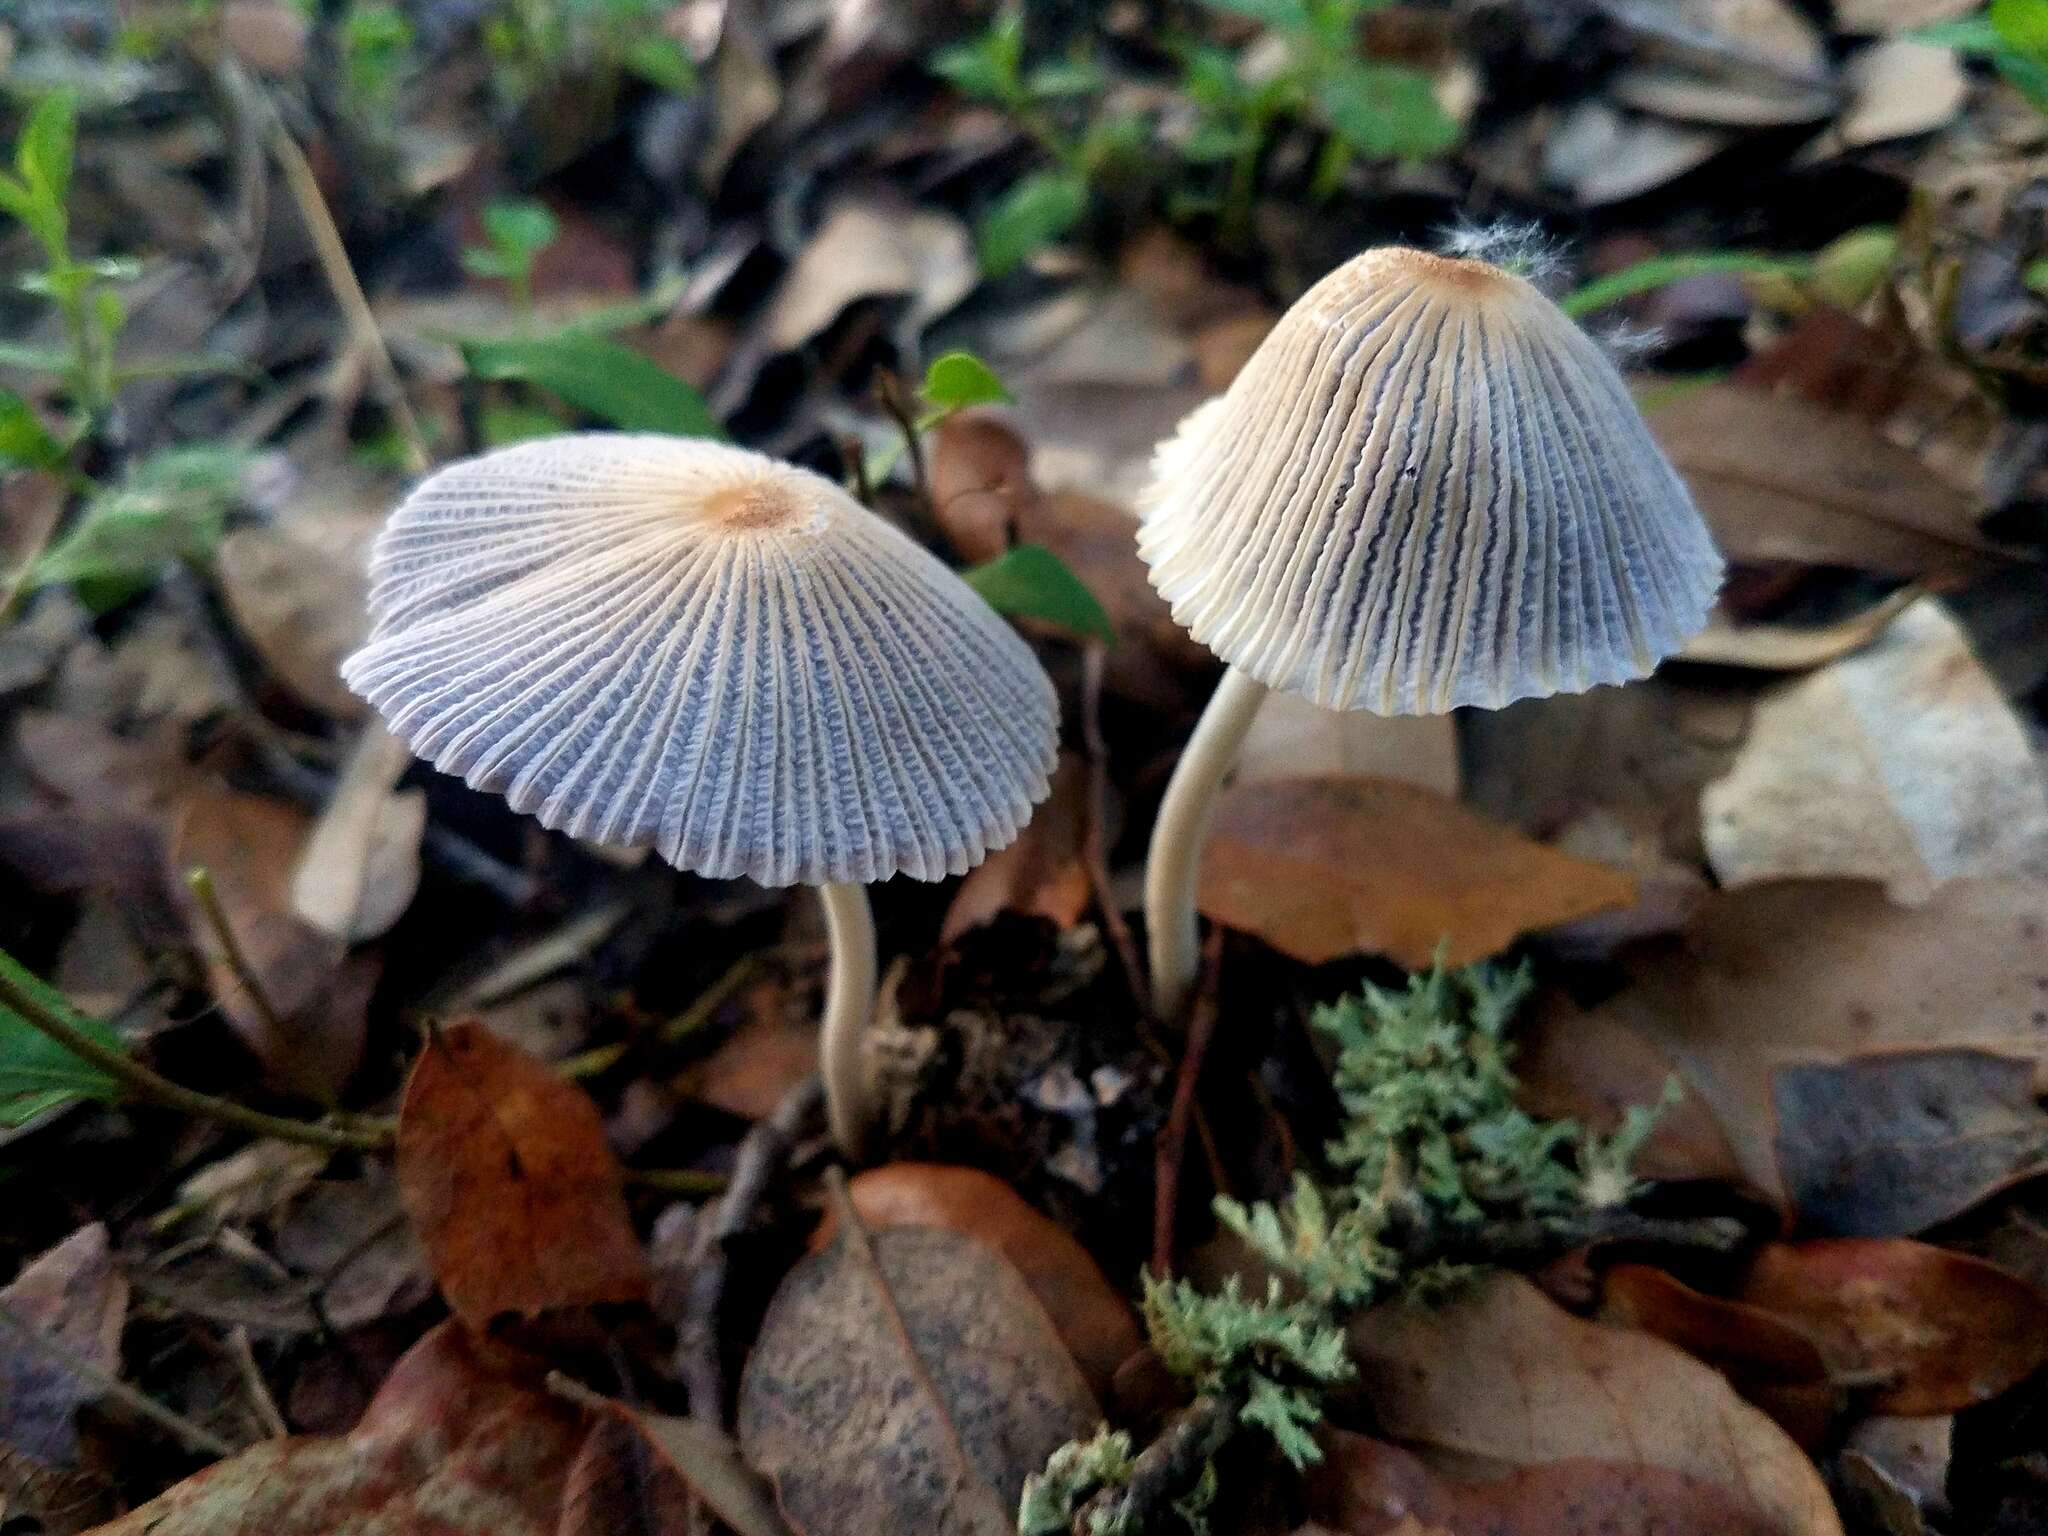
xmin=1197 ymin=776 xmax=1636 ymax=970
xmin=395 ymin=1021 xmax=650 ymax=1332
xmin=812 ymin=1163 xmax=1143 ymax=1401
xmin=941 ymin=754 xmax=1093 ymax=943
xmin=929 ymin=410 xmax=1034 ymax=565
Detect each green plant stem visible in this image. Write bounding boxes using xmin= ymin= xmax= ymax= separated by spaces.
xmin=558 ymin=951 xmax=766 ymax=1079
xmin=0 ymin=967 xmax=391 ymax=1153
xmin=185 ymin=867 xmax=289 ymax=1049
xmin=1560 ymin=251 xmax=1815 ymax=318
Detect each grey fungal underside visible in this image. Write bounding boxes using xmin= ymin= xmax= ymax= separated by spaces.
xmin=342 ymin=435 xmax=1058 ymax=887
xmin=1138 ymin=251 xmax=1725 ymax=714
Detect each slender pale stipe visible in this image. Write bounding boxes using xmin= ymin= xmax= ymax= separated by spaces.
xmin=1138 ymin=246 xmax=1724 ymax=1017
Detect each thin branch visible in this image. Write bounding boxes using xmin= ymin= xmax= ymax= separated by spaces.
xmin=560 ymin=952 xmax=768 ymax=1081
xmin=184 ymin=867 xmax=289 ymax=1047
xmin=1073 ymin=1395 xmax=1237 ymax=1536
xmin=254 ymin=77 xmax=429 ymax=475
xmin=0 ymin=967 xmax=391 ymax=1153
xmin=223 ymin=1325 xmax=290 ymax=1439
xmin=0 ymin=1297 xmax=236 ymax=1459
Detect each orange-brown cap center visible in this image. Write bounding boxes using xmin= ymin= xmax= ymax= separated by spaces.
xmin=702 ymin=478 xmax=807 ymax=532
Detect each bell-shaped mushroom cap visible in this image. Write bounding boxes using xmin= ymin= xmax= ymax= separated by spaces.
xmin=342 ymin=435 xmax=1058 ymax=886
xmin=1138 ymin=246 xmax=1724 ymax=714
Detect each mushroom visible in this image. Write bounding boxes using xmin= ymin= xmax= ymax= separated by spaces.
xmin=1138 ymin=246 xmax=1724 ymax=1017
xmin=341 ymin=434 xmax=1059 ymax=1158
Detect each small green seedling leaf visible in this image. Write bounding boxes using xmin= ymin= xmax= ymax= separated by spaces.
xmin=0 ymin=388 xmax=68 ymax=470
xmin=977 ymin=169 xmax=1088 ymax=277
xmin=1025 ymin=58 xmax=1102 ymax=98
xmin=461 ymin=333 xmax=725 ymax=438
xmin=16 ymin=90 xmax=77 ymax=217
xmin=1559 ymin=250 xmax=1816 ymax=318
xmin=482 ymin=198 xmax=559 ymax=264
xmin=1195 ymin=0 xmax=1311 ymax=26
xmin=921 ymin=350 xmax=1012 ymax=411
xmin=1315 ymin=61 xmax=1460 ymax=161
xmin=0 ymin=948 xmax=125 ymax=1128
xmin=623 ymin=34 xmax=697 ymax=94
xmin=962 ymin=543 xmax=1113 ymax=643
xmin=931 ymin=13 xmax=1025 ymax=101
xmin=480 ymin=403 xmax=570 ymax=445
xmin=30 ymin=445 xmax=246 ymax=612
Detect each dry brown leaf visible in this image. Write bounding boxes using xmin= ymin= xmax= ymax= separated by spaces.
xmin=1833 ymin=40 xmax=1967 ymax=148
xmin=1589 ymin=877 xmax=2048 ymax=1203
xmin=0 ymin=1224 xmax=128 ymax=1467
xmin=1597 ymin=1263 xmax=1836 ymax=1450
xmin=1306 ymin=1429 xmax=1786 ymax=1536
xmin=559 ymin=1396 xmax=792 ymax=1536
xmin=1345 ymin=1273 xmax=1843 ymax=1536
xmin=215 ymin=524 xmax=370 ymax=720
xmin=1234 ymin=691 xmax=1460 ymax=797
xmin=811 ymin=1163 xmax=1143 ymax=1401
xmin=674 ymin=972 xmax=813 ymax=1122
xmin=291 ymin=721 xmax=424 ymax=942
xmin=942 ymin=753 xmax=1092 ymax=942
xmin=928 ymin=410 xmax=1034 ymax=565
xmin=394 ymin=1021 xmax=650 ymax=1332
xmin=1543 ymin=103 xmax=1730 ymax=204
xmin=1197 ymin=776 xmax=1636 ymax=970
xmin=168 ymin=787 xmax=374 ymax=1099
xmin=1650 ymin=384 xmax=2000 ymax=578
xmin=737 ymin=1220 xmax=1098 ymax=1536
xmin=762 ymin=198 xmax=974 ymax=353
xmin=1771 ymin=1048 xmax=2048 ymax=1235
xmin=1701 ymin=599 xmax=2048 ymax=902
xmin=91 ymin=1322 xmax=584 ymax=1535
xmin=1736 ymin=1239 xmax=2048 ymax=1414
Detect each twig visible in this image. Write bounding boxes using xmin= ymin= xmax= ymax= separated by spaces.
xmin=560 ymin=952 xmax=768 ymax=1080
xmin=184 ymin=867 xmax=289 ymax=1048
xmin=623 ymin=1167 xmax=730 ymax=1197
xmin=0 ymin=968 xmax=390 ymax=1152
xmin=1412 ymin=1207 xmax=1753 ymax=1269
xmin=1074 ymin=1395 xmax=1237 ymax=1536
xmin=0 ymin=1297 xmax=236 ymax=1459
xmin=255 ymin=79 xmax=429 ymax=475
xmin=677 ymin=1075 xmax=824 ymax=1423
xmin=1153 ymin=930 xmax=1224 ymax=1277
xmin=1079 ymin=642 xmax=1148 ymax=1015
xmin=223 ymin=1325 xmax=290 ymax=1439
xmin=874 ymin=371 xmax=931 ymax=510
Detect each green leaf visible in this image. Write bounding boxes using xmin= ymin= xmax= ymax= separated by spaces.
xmin=976 ymin=169 xmax=1088 ymax=277
xmin=30 ymin=446 xmax=246 ymax=611
xmin=1559 ymin=249 xmax=1815 ymax=318
xmin=921 ymin=350 xmax=1012 ymax=410
xmin=0 ymin=341 xmax=75 ymax=373
xmin=624 ymin=34 xmax=697 ymax=94
xmin=1025 ymin=58 xmax=1102 ymax=97
xmin=1195 ymin=0 xmax=1310 ymax=27
xmin=0 ymin=949 xmax=124 ymax=1129
xmin=1314 ymin=61 xmax=1460 ymax=160
xmin=1912 ymin=15 xmax=2004 ymax=52
xmin=961 ymin=543 xmax=1113 ymax=642
xmin=931 ymin=16 xmax=1023 ymax=101
xmin=480 ymin=402 xmax=570 ymax=445
xmin=1992 ymin=0 xmax=2048 ymax=56
xmin=0 ymin=388 xmax=67 ymax=471
xmin=461 ymin=332 xmax=725 ymax=437
xmin=481 ymin=197 xmax=559 ymax=262
xmin=16 ymin=91 xmax=77 ymax=216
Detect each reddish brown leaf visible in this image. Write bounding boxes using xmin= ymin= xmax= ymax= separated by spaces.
xmin=941 ymin=754 xmax=1093 ymax=943
xmin=92 ymin=1322 xmax=585 ymax=1535
xmin=1306 ymin=1429 xmax=1784 ymax=1536
xmin=1598 ymin=1263 xmax=1836 ymax=1449
xmin=811 ymin=1163 xmax=1142 ymax=1400
xmin=675 ymin=972 xmax=815 ymax=1122
xmin=1736 ymin=1239 xmax=2048 ymax=1415
xmin=738 ymin=1219 xmax=1098 ymax=1536
xmin=395 ymin=1021 xmax=649 ymax=1331
xmin=1198 ymin=776 xmax=1637 ymax=970
xmin=928 ymin=410 xmax=1034 ymax=565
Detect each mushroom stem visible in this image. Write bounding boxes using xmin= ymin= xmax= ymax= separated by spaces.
xmin=817 ymin=880 xmax=880 ymax=1160
xmin=1145 ymin=665 xmax=1269 ymax=1020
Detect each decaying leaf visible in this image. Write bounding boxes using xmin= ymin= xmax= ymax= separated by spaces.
xmin=1198 ymin=776 xmax=1636 ymax=970
xmin=941 ymin=753 xmax=1092 ymax=943
xmin=1736 ymin=1239 xmax=2048 ymax=1414
xmin=1701 ymin=599 xmax=2048 ymax=901
xmin=0 ymin=1223 xmax=129 ymax=1466
xmin=290 ymin=721 xmax=425 ymax=943
xmin=1597 ymin=1263 xmax=1836 ymax=1449
xmin=1678 ymin=586 xmax=1920 ymax=671
xmin=1589 ymin=877 xmax=2048 ymax=1203
xmin=1649 ymin=384 xmax=2001 ymax=578
xmin=92 ymin=1322 xmax=585 ymax=1535
xmin=394 ymin=1021 xmax=649 ymax=1331
xmin=1306 ymin=1429 xmax=1786 ymax=1536
xmin=559 ymin=1390 xmax=793 ymax=1536
xmin=1772 ymin=1049 xmax=2048 ymax=1236
xmin=168 ymin=786 xmax=374 ymax=1100
xmin=738 ymin=1217 xmax=1098 ymax=1536
xmin=929 ymin=410 xmax=1035 ymax=565
xmin=761 ymin=197 xmax=975 ymax=353
xmin=812 ymin=1163 xmax=1143 ymax=1401
xmin=214 ymin=523 xmax=370 ymax=720
xmin=1344 ymin=1273 xmax=1843 ymax=1536
xmin=1234 ymin=690 xmax=1460 ymax=797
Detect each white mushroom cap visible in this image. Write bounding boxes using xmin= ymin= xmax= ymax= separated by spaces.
xmin=1138 ymin=246 xmax=1724 ymax=715
xmin=342 ymin=435 xmax=1059 ymax=886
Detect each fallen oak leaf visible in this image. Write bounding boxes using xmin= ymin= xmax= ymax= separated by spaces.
xmin=1305 ymin=1429 xmax=1785 ymax=1536
xmin=1344 ymin=1272 xmax=1843 ymax=1536
xmin=810 ymin=1162 xmax=1143 ymax=1402
xmin=1197 ymin=776 xmax=1636 ymax=970
xmin=395 ymin=1020 xmax=649 ymax=1332
xmin=738 ymin=1178 xmax=1098 ymax=1536
xmin=90 ymin=1322 xmax=585 ymax=1535
xmin=1735 ymin=1239 xmax=2048 ymax=1414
